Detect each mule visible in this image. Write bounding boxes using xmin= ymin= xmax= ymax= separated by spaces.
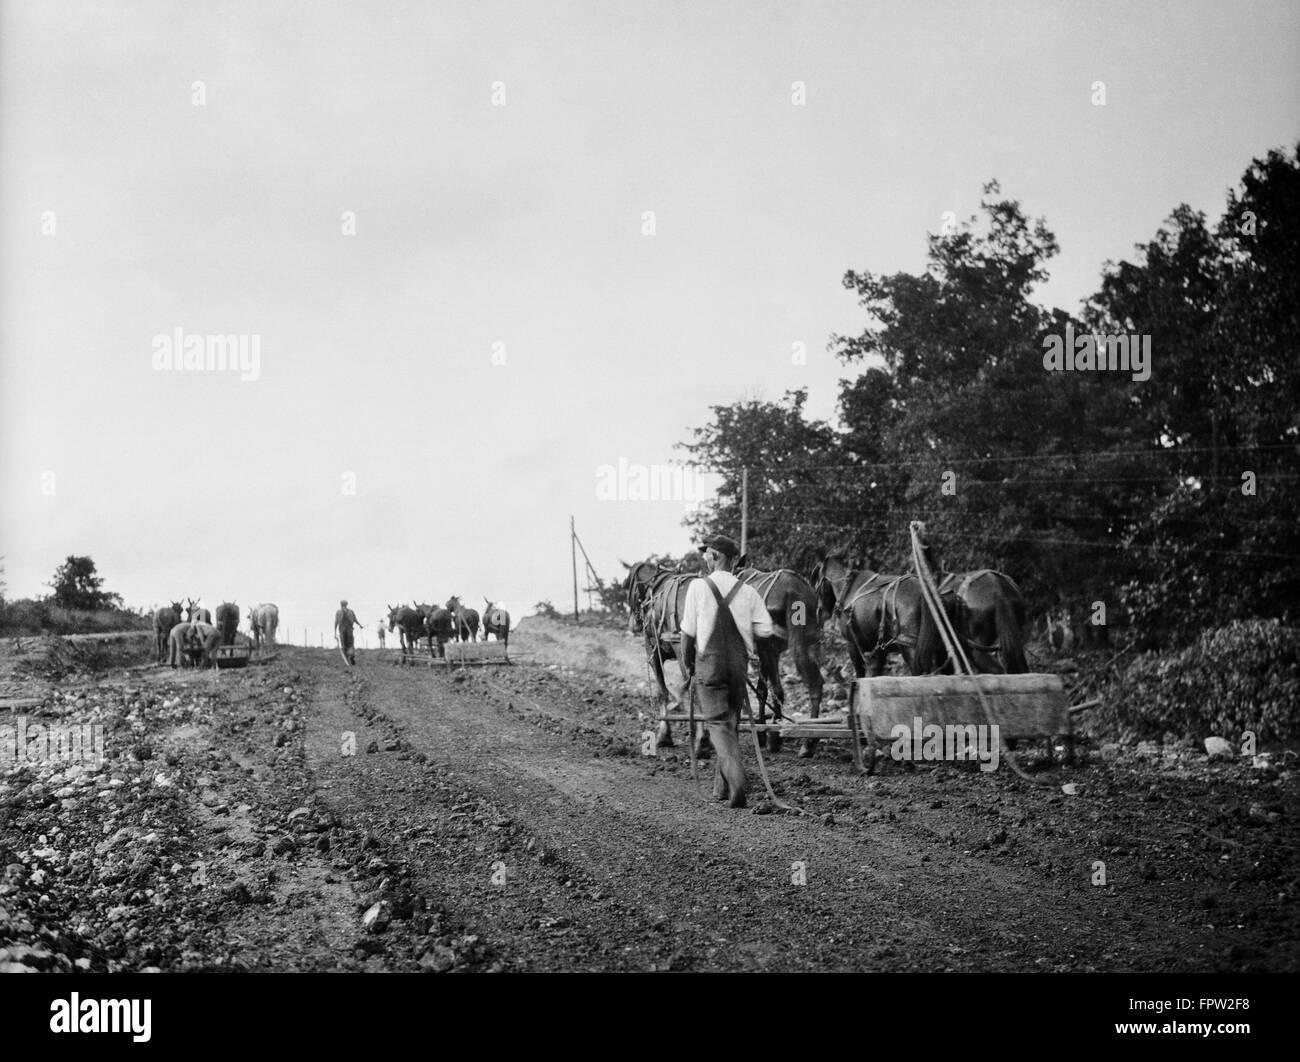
xmin=416 ymin=602 xmax=453 ymax=659
xmin=915 ymin=569 xmax=1029 ymax=674
xmin=183 ymin=598 xmax=212 ymax=625
xmin=154 ymin=602 xmax=182 ymax=663
xmin=736 ymin=561 xmax=824 ymax=756
xmin=810 ymin=555 xmax=930 ymax=678
xmin=482 ymin=599 xmax=510 ymax=654
xmin=215 ymin=603 xmax=239 ymax=646
xmin=623 ymin=559 xmax=705 ymax=751
xmin=445 ymin=596 xmax=480 ymax=642
xmin=250 ymin=603 xmax=279 ymax=653
xmin=387 ymin=604 xmax=426 ymax=665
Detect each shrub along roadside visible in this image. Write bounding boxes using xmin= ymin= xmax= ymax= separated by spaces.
xmin=1097 ymin=620 xmax=1300 ymax=745
xmin=0 ymin=599 xmax=151 ymax=637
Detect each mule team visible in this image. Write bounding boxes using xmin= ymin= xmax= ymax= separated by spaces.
xmin=624 ymin=530 xmax=1028 ymax=808
xmin=152 ymin=600 xmax=279 ymax=668
xmin=386 ymin=596 xmax=511 ymax=665
xmin=148 ymin=531 xmax=1019 ymax=809
xmin=153 ymin=594 xmax=508 ymax=669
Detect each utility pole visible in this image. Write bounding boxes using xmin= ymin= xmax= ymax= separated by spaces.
xmin=740 ymin=467 xmax=749 ymax=556
xmin=572 ymin=527 xmax=602 ymax=611
xmin=570 ymin=515 xmax=580 ymax=624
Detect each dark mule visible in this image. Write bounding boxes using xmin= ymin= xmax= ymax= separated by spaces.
xmin=810 ymin=555 xmax=931 ymax=678
xmin=154 ymin=602 xmax=182 ymax=663
xmin=807 ymin=555 xmax=937 ymax=759
xmin=387 ymin=604 xmax=426 ymax=665
xmin=215 ymin=603 xmax=240 ymax=646
xmin=416 ymin=602 xmax=453 ymax=659
xmin=916 ymin=569 xmax=1029 ymax=674
xmin=483 ymin=599 xmax=510 ymax=654
xmin=623 ymin=559 xmax=702 ymax=751
xmin=445 ymin=596 xmax=480 ymax=642
xmin=735 ymin=561 xmax=824 ymax=755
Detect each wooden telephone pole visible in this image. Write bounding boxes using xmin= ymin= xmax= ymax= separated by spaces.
xmin=740 ymin=467 xmax=749 ymax=556
xmin=570 ymin=515 xmax=580 ymax=623
xmin=568 ymin=518 xmax=606 ymax=623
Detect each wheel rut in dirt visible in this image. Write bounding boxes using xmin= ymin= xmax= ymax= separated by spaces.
xmin=323 ymin=657 xmax=1146 ymax=971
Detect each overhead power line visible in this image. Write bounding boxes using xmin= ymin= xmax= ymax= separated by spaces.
xmin=687 ymin=440 xmax=1297 ymax=476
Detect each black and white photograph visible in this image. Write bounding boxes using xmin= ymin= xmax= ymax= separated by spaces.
xmin=1 ymin=0 xmax=1297 ymax=1038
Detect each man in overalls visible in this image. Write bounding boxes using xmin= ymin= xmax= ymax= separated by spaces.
xmin=334 ymin=600 xmax=362 ymax=666
xmin=680 ymin=533 xmax=774 ymax=808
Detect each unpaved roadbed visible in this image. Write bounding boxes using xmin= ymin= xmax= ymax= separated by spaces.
xmin=1 ymin=632 xmax=1297 ymax=971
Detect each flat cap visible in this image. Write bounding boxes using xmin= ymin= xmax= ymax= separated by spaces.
xmin=699 ymin=533 xmax=740 ymax=558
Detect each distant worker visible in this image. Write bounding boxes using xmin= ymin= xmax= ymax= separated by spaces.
xmin=376 ymin=621 xmax=386 ymax=649
xmin=680 ymin=532 xmax=774 ymax=809
xmin=334 ymin=599 xmax=363 ymax=666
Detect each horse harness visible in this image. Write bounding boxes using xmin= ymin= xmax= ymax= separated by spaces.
xmin=835 ymin=571 xmax=915 ymax=654
xmin=931 ymin=569 xmax=1022 ymax=654
xmin=736 ymin=567 xmax=803 ymax=641
xmin=638 ymin=569 xmax=698 ymax=676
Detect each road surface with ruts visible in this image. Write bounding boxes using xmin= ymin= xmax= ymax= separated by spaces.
xmin=0 ymin=619 xmax=1295 ymax=972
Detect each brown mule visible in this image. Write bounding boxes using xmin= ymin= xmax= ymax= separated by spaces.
xmin=623 ymin=559 xmax=713 ymax=757
xmin=736 ymin=561 xmax=825 ymax=756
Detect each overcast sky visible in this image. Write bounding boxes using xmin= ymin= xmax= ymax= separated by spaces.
xmin=2 ymin=0 xmax=1297 ymax=643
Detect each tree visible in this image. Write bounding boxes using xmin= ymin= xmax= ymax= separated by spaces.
xmin=47 ymin=556 xmax=121 ymax=611
xmin=1085 ymin=205 xmax=1222 ymax=459
xmin=674 ymin=155 xmax=1298 ymax=647
xmin=677 ymin=390 xmax=845 ymax=571
xmin=1091 ymin=144 xmax=1300 ymax=642
xmin=592 ymin=574 xmax=630 ymax=616
xmin=830 ymin=182 xmax=1143 ymax=608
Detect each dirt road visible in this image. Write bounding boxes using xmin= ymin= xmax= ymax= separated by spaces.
xmin=1 ymin=621 xmax=1296 ymax=972
xmin=306 ymin=644 xmax=1298 ymax=972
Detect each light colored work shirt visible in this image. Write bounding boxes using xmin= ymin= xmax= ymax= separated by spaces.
xmin=679 ymin=571 xmax=774 ymax=657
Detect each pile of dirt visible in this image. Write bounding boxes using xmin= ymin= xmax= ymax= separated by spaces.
xmin=11 ymin=632 xmax=155 ymax=681
xmin=514 ymin=616 xmax=651 ymax=682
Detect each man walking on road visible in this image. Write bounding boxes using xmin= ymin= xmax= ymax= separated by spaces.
xmin=680 ymin=533 xmax=774 ymax=808
xmin=334 ymin=599 xmax=363 ymax=666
